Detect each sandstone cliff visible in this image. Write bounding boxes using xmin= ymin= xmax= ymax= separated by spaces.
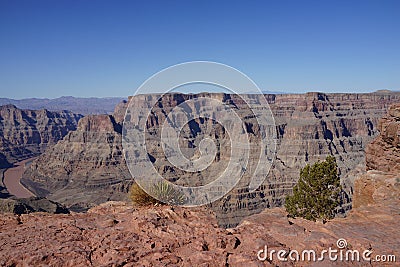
xmin=23 ymin=91 xmax=400 ymax=226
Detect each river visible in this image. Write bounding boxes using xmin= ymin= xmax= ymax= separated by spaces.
xmin=3 ymin=158 xmax=36 ymax=198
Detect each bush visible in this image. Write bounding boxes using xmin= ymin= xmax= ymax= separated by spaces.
xmin=129 ymin=181 xmax=186 ymax=206
xmin=285 ymin=155 xmax=341 ymax=221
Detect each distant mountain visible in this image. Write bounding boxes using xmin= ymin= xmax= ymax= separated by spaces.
xmin=0 ymin=96 xmax=125 ymax=115
xmin=243 ymin=90 xmax=288 ymax=94
xmin=261 ymin=90 xmax=288 ymax=94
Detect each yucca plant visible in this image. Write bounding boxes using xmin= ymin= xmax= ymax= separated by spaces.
xmin=129 ymin=181 xmax=186 ymax=206
xmin=149 ymin=181 xmax=186 ymax=205
xmin=129 ymin=183 xmax=159 ymax=206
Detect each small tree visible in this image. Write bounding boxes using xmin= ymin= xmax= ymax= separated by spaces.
xmin=285 ymin=155 xmax=341 ymax=221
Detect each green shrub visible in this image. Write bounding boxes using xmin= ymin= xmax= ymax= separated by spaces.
xmin=129 ymin=181 xmax=186 ymax=206
xmin=285 ymin=155 xmax=341 ymax=221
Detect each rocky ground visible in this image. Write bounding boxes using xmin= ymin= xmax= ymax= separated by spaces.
xmin=0 ymin=176 xmax=398 ymax=267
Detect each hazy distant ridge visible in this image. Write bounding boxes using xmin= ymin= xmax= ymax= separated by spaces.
xmin=0 ymin=96 xmax=125 ymax=115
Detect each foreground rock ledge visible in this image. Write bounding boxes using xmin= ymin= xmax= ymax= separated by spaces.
xmin=0 ymin=194 xmax=399 ymax=267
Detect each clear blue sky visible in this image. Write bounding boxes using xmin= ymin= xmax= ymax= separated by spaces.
xmin=0 ymin=0 xmax=399 ymax=99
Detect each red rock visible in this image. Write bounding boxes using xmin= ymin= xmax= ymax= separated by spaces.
xmin=366 ymin=103 xmax=400 ymax=174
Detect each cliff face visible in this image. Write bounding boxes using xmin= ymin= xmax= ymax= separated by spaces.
xmin=214 ymin=92 xmax=399 ymax=226
xmin=22 ymin=114 xmax=131 ymax=211
xmin=354 ymin=103 xmax=400 ymax=209
xmin=0 ymin=104 xmax=82 ymax=167
xmin=23 ymin=92 xmax=400 ymax=225
xmin=365 ymin=103 xmax=400 ymax=174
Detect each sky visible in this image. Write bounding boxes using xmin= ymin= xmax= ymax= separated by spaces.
xmin=0 ymin=0 xmax=399 ymax=99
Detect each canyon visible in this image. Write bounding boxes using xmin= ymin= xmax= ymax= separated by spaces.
xmin=0 ymin=104 xmax=82 ymax=200
xmin=0 ymin=102 xmax=399 ymax=266
xmin=0 ymin=104 xmax=82 ymax=167
xmin=21 ymin=91 xmax=400 ymax=227
xmin=22 ymin=114 xmax=130 ymax=211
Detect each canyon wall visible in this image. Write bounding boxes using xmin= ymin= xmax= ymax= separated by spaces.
xmin=22 ymin=114 xmax=130 ymax=211
xmin=212 ymin=91 xmax=399 ymax=226
xmin=0 ymin=104 xmax=82 ymax=167
xmin=23 ymin=91 xmax=400 ymax=226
